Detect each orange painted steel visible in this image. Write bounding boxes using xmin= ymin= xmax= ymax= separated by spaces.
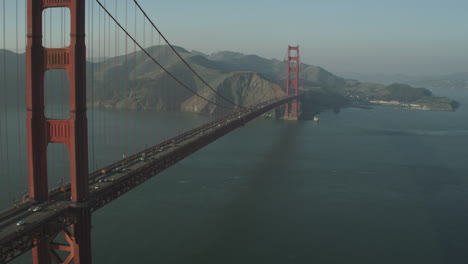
xmin=284 ymin=46 xmax=300 ymax=119
xmin=26 ymin=0 xmax=91 ymax=263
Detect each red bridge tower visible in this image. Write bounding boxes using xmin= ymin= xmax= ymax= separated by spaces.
xmin=26 ymin=0 xmax=91 ymax=263
xmin=284 ymin=46 xmax=300 ymax=120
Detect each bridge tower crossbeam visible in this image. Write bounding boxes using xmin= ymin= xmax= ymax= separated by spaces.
xmin=26 ymin=0 xmax=91 ymax=263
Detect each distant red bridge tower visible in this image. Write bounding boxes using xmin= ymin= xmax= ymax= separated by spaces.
xmin=284 ymin=46 xmax=300 ymax=120
xmin=26 ymin=0 xmax=91 ymax=263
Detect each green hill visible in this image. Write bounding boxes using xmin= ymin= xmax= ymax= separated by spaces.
xmin=0 ymin=47 xmax=459 ymax=117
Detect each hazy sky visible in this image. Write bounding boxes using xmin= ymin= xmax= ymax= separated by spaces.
xmin=1 ymin=0 xmax=467 ymax=75
xmin=139 ymin=0 xmax=468 ymax=76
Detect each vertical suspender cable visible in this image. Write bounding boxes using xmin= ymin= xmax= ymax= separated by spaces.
xmin=142 ymin=14 xmax=146 ymax=149
xmin=143 ymin=11 xmax=145 ymax=49
xmin=151 ymin=26 xmax=154 ymax=145
xmin=163 ymin=37 xmax=167 ymax=111
xmin=160 ymin=33 xmax=164 ymax=114
xmin=24 ymin=0 xmax=26 ymax=52
xmin=98 ymin=1 xmax=101 ymax=147
xmin=91 ymin=0 xmax=96 ymax=171
xmin=103 ymin=1 xmax=107 ymax=145
xmin=43 ymin=9 xmax=46 ymax=47
xmin=48 ymin=9 xmax=56 ymax=189
xmin=133 ymin=2 xmax=137 ymax=153
xmin=86 ymin=0 xmax=89 ymax=173
xmin=61 ymin=11 xmax=64 ymax=114
xmin=160 ymin=33 xmax=164 ymax=141
xmin=125 ymin=0 xmax=129 ymax=156
xmin=114 ymin=0 xmax=120 ymax=156
xmin=49 ymin=8 xmax=52 ymax=46
xmin=102 ymin=0 xmax=107 ymax=146
xmin=107 ymin=0 xmax=111 ymax=147
xmin=15 ymin=0 xmax=23 ymax=193
xmin=165 ymin=41 xmax=169 ymax=113
xmin=2 ymin=0 xmax=12 ymax=204
xmin=114 ymin=0 xmax=119 ymax=154
xmin=0 ymin=0 xmax=5 ymax=204
xmin=60 ymin=7 xmax=65 ymax=187
xmin=52 ymin=9 xmax=58 ymax=189
xmin=107 ymin=0 xmax=111 ymax=148
xmin=169 ymin=45 xmax=173 ymax=111
xmin=23 ymin=0 xmax=27 ymax=197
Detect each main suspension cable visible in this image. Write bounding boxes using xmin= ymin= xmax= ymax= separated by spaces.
xmin=133 ymin=0 xmax=242 ymax=108
xmin=95 ymin=0 xmax=236 ymax=110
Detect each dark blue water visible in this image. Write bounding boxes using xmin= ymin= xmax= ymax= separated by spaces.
xmin=6 ymin=89 xmax=468 ymax=263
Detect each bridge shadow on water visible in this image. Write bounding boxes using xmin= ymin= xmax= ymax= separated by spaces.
xmin=185 ymin=121 xmax=308 ymax=264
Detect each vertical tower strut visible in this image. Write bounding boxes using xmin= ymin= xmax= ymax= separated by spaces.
xmin=26 ymin=0 xmax=91 ymax=263
xmin=284 ymin=46 xmax=300 ymax=120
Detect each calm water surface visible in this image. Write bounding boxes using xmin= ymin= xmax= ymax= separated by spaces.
xmin=5 ymin=89 xmax=468 ymax=263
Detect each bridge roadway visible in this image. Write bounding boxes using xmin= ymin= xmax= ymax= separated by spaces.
xmin=0 ymin=95 xmax=297 ymax=263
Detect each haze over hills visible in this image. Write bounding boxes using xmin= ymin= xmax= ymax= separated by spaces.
xmin=0 ymin=47 xmax=459 ymax=117
xmin=339 ymin=72 xmax=468 ymax=90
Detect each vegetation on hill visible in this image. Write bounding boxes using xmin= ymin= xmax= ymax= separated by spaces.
xmin=0 ymin=47 xmax=459 ymax=116
xmin=345 ymin=83 xmax=433 ymax=101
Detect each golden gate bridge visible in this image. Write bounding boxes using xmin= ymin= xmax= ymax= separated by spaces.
xmin=0 ymin=1 xmax=300 ymax=263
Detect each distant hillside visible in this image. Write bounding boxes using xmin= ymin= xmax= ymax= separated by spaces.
xmin=340 ymin=71 xmax=468 ymax=90
xmin=407 ymin=73 xmax=468 ymax=91
xmin=0 ymin=47 xmax=459 ymax=117
xmin=85 ymin=46 xmax=291 ymax=114
xmin=338 ymin=72 xmax=418 ymax=85
xmin=85 ymin=45 xmax=359 ymax=115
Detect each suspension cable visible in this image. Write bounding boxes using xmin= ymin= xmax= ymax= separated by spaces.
xmin=59 ymin=7 xmax=64 ymax=188
xmin=103 ymin=0 xmax=108 ymax=146
xmin=133 ymin=2 xmax=137 ymax=153
xmin=107 ymin=0 xmax=111 ymax=147
xmin=0 ymin=0 xmax=5 ymax=205
xmin=97 ymin=2 xmax=102 ymax=140
xmin=2 ymin=0 xmax=11 ymax=204
xmin=133 ymin=0 xmax=242 ymax=108
xmin=15 ymin=0 xmax=23 ymax=190
xmin=95 ymin=0 xmax=236 ymax=109
xmin=114 ymin=0 xmax=119 ymax=154
xmin=125 ymin=0 xmax=129 ymax=156
xmin=49 ymin=8 xmax=52 ymax=48
xmin=91 ymin=0 xmax=96 ymax=171
xmin=142 ymin=11 xmax=147 ymax=148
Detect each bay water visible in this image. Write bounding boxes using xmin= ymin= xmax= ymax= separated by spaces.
xmin=4 ymin=88 xmax=468 ymax=263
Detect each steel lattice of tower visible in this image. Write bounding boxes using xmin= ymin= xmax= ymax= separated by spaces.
xmin=26 ymin=0 xmax=91 ymax=263
xmin=284 ymin=46 xmax=300 ymax=120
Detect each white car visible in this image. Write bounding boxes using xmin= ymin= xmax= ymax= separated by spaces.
xmin=16 ymin=220 xmax=25 ymax=226
xmin=28 ymin=206 xmax=41 ymax=212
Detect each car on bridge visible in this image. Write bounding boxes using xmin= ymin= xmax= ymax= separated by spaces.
xmin=28 ymin=206 xmax=42 ymax=212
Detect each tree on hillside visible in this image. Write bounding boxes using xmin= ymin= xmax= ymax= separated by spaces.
xmin=385 ymin=83 xmax=432 ymax=102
